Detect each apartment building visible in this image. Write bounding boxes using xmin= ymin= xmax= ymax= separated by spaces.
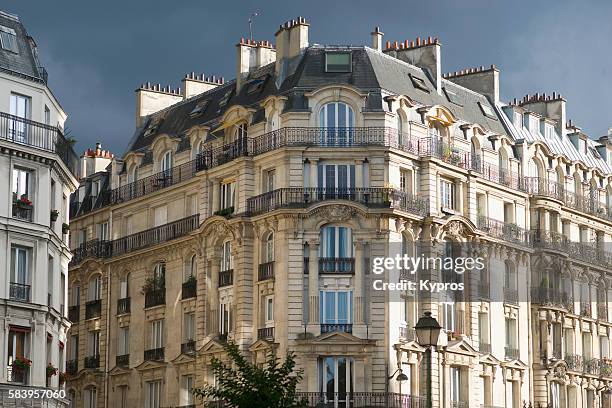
xmin=0 ymin=9 xmax=79 ymax=408
xmin=65 ymin=17 xmax=612 ymax=408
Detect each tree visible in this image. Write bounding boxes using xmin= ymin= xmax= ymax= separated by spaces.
xmin=192 ymin=341 xmax=307 ymax=408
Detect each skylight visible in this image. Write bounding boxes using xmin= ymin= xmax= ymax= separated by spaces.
xmin=325 ymin=52 xmax=352 ymax=73
xmin=189 ymin=100 xmax=209 ymax=117
xmin=0 ymin=25 xmax=18 ymax=53
xmin=478 ymin=102 xmax=497 ymax=120
xmin=409 ymin=74 xmax=429 ymax=93
xmin=443 ymin=87 xmax=462 ymax=106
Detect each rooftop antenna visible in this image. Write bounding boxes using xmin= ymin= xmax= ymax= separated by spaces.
xmin=249 ymin=12 xmax=259 ymax=41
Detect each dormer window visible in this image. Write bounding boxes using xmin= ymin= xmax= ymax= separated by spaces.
xmin=246 ymin=77 xmax=267 ymax=94
xmin=409 ymin=74 xmax=429 ymax=93
xmin=513 ymin=112 xmax=522 ymax=128
xmin=161 ymin=151 xmax=173 ymax=175
xmin=0 ymin=26 xmax=18 ymax=53
xmin=544 ymin=123 xmax=555 ymax=139
xmin=579 ymin=138 xmax=587 ymax=154
xmin=443 ymin=87 xmax=462 ymax=106
xmin=144 ymin=116 xmax=163 ymax=137
xmin=218 ymin=89 xmax=233 ymax=108
xmin=189 ymin=100 xmax=209 ymax=117
xmin=325 ymin=52 xmax=351 ymax=73
xmin=478 ymin=102 xmax=497 ymax=120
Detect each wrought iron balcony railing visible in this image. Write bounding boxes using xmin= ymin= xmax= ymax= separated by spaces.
xmin=530 ymin=287 xmax=573 ymax=310
xmin=258 ymin=261 xmax=275 ymax=281
xmin=70 ymin=239 xmax=112 ymax=266
xmin=6 ymin=366 xmax=28 ymax=384
xmin=246 ymin=187 xmax=429 ymax=217
xmin=257 ymin=327 xmax=275 ymax=340
xmin=117 ymin=297 xmax=130 ymax=314
xmin=144 ymin=347 xmax=164 ymax=361
xmin=66 ymin=359 xmax=78 ymax=375
xmin=68 ymin=305 xmax=80 ymax=322
xmin=9 ymin=282 xmax=30 ymax=302
xmin=504 ymin=346 xmax=519 ymax=360
xmin=11 ymin=204 xmax=33 ymax=221
xmin=219 ymin=269 xmax=234 ymax=287
xmin=182 ymin=279 xmax=197 ymax=299
xmin=503 ymin=287 xmax=519 ymax=305
xmin=116 ymin=354 xmax=129 ymax=367
xmin=479 ymin=341 xmax=491 ymax=354
xmin=564 ymin=354 xmax=583 ymax=371
xmin=144 ymin=289 xmax=165 ymax=308
xmin=0 ymin=111 xmax=78 ymax=176
xmin=295 ymin=392 xmax=427 ymax=408
xmin=476 ymin=216 xmax=531 ymax=246
xmin=524 ymin=177 xmax=565 ymax=201
xmin=84 ymin=355 xmax=100 ymax=369
xmin=319 ymin=257 xmax=355 ymax=274
xmin=85 ymin=299 xmax=101 ymax=319
xmin=320 ymin=323 xmax=353 ymax=334
xmin=181 ymin=340 xmax=196 ymax=354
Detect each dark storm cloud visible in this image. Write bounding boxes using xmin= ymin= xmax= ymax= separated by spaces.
xmin=4 ymin=0 xmax=612 ymax=155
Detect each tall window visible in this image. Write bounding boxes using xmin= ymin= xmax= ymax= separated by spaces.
xmin=9 ymin=94 xmax=30 ymax=141
xmin=220 ymin=180 xmax=236 ymax=210
xmin=264 ymin=233 xmax=274 ymax=263
xmin=69 ymin=335 xmax=78 ymax=360
xmin=7 ymin=327 xmax=30 ymax=369
xmin=318 ymin=102 xmax=355 ymax=146
xmin=504 ymin=261 xmax=517 ymax=291
xmin=396 ymin=112 xmax=404 ymax=146
xmin=221 ymin=241 xmax=233 ymax=271
xmin=128 ymin=166 xmax=138 ymax=184
xmin=219 ymin=302 xmax=231 ymax=335
xmin=318 ymin=356 xmax=354 ymax=403
xmin=96 ymin=222 xmax=109 ymax=241
xmin=12 ymin=168 xmax=31 ymax=202
xmin=400 ymin=169 xmax=412 ymax=193
xmin=120 ymin=274 xmax=129 ymax=299
xmin=317 ymin=164 xmax=355 ymax=190
xmin=88 ymin=276 xmax=101 ymax=301
xmin=320 ymin=226 xmax=353 ymax=259
xmin=183 ymin=312 xmax=195 ymax=341
xmin=319 ymin=291 xmax=353 ymax=324
xmin=88 ymin=331 xmax=100 ymax=357
xmin=440 ymin=179 xmax=455 ymax=209
xmin=265 ymin=169 xmax=275 ymax=192
xmin=10 ymin=246 xmax=30 ymax=301
xmin=185 ymin=255 xmax=197 ymax=282
xmin=505 ymin=318 xmax=517 ymax=355
xmin=235 ymin=123 xmax=248 ymax=141
xmin=84 ymin=387 xmax=97 ymax=408
xmin=145 ymin=381 xmax=162 ymax=408
xmin=0 ymin=25 xmax=18 ymax=52
xmin=182 ymin=376 xmax=194 ymax=405
xmin=118 ymin=327 xmax=129 ymax=356
xmin=150 ymin=320 xmax=164 ymax=349
xmin=153 ymin=263 xmax=166 ymax=288
xmin=161 ymin=151 xmax=173 ymax=175
xmin=264 ymin=295 xmax=274 ymax=323
xmin=450 ymin=367 xmax=461 ymax=403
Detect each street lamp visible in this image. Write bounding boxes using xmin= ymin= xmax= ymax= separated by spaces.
xmin=414 ymin=312 xmax=442 ymax=408
xmin=385 ymin=366 xmax=408 ymax=407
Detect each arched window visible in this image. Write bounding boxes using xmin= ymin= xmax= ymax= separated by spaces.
xmin=319 ymin=102 xmax=355 ymax=146
xmin=153 ymin=262 xmax=166 ymax=289
xmin=161 ymin=151 xmax=173 ymax=175
xmin=527 ymin=158 xmax=539 ymax=178
xmin=234 ymin=123 xmax=248 ymax=141
xmin=88 ymin=276 xmax=101 ymax=301
xmin=396 ymin=112 xmax=404 ymax=146
xmin=221 ymin=241 xmax=233 ymax=272
xmin=185 ymin=255 xmax=197 ymax=282
xmin=128 ymin=165 xmax=138 ymax=184
xmin=120 ymin=273 xmax=130 ymax=299
xmin=84 ymin=386 xmax=97 ymax=408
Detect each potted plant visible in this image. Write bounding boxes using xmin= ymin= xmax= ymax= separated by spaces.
xmin=59 ymin=372 xmax=67 ymax=386
xmin=11 ymin=356 xmax=32 ymax=372
xmin=46 ymin=363 xmax=58 ymax=378
xmin=62 ymin=223 xmax=70 ymax=234
xmin=14 ymin=193 xmax=33 ymax=209
xmin=50 ymin=209 xmax=60 ymax=222
xmin=141 ymin=275 xmax=165 ymax=295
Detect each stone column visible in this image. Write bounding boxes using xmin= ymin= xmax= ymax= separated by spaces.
xmin=355 ymin=160 xmax=363 ymax=188
xmin=211 ymin=180 xmax=219 ymax=215
xmin=307 ymin=242 xmax=319 ymax=333
xmin=209 ymin=257 xmax=220 ymax=333
xmin=354 ymin=241 xmax=364 ymax=325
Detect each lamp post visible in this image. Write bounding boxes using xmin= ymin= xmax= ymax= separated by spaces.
xmin=385 ymin=366 xmax=409 ymax=407
xmin=414 ymin=312 xmax=442 ymax=408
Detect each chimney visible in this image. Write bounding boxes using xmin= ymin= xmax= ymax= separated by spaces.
xmin=275 ymin=17 xmax=309 ymax=86
xmin=518 ymin=92 xmax=567 ymax=139
xmin=181 ymin=73 xmax=225 ymax=99
xmin=387 ymin=37 xmax=442 ymax=93
xmin=79 ymin=142 xmax=114 ymax=179
xmin=135 ymin=83 xmax=183 ymax=128
xmin=444 ymin=65 xmax=500 ymax=104
xmin=371 ymin=27 xmax=384 ymax=51
xmin=236 ymin=39 xmax=276 ymax=91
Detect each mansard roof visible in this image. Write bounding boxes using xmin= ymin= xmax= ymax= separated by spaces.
xmin=0 ymin=10 xmax=47 ymax=82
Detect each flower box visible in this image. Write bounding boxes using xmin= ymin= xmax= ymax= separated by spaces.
xmin=50 ymin=210 xmax=59 ymax=222
xmin=46 ymin=364 xmax=58 ymax=378
xmin=11 ymin=356 xmax=32 ymax=371
xmin=62 ymin=223 xmax=70 ymax=234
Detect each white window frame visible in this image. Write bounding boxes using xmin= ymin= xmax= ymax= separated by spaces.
xmin=184 ymin=312 xmax=195 ymax=341
xmin=264 ymin=233 xmax=274 ymax=263
xmin=440 ymin=179 xmax=455 ymax=210
xmin=118 ymin=326 xmax=129 ymax=356
xmin=150 ymin=320 xmax=164 ymax=349
xmin=12 ymin=167 xmax=31 ymax=199
xmin=220 ymin=180 xmax=236 ymax=210
xmin=84 ymin=387 xmax=97 ymax=408
xmin=264 ymin=295 xmax=274 ymax=323
xmin=88 ymin=276 xmax=101 ymax=301
xmin=161 ymin=151 xmax=173 ymax=174
xmin=0 ymin=26 xmax=18 ymax=52
xmin=88 ymin=331 xmax=100 ymax=357
xmin=10 ymin=245 xmax=30 ymax=285
xmin=182 ymin=375 xmax=194 ymax=405
xmin=219 ymin=302 xmax=231 ymax=335
xmin=319 ymin=226 xmax=353 ymax=258
xmin=317 ymin=163 xmax=355 ymax=189
xmin=319 ymin=290 xmax=353 ymax=324
xmin=145 ymin=380 xmax=162 ymax=408
xmin=221 ymin=241 xmax=233 ymax=271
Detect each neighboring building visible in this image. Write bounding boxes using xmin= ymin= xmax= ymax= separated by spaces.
xmin=0 ymin=9 xmax=78 ymax=407
xmin=66 ymin=17 xmax=612 ymax=408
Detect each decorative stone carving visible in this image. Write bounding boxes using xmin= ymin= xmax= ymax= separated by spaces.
xmin=445 ymin=220 xmax=466 ymax=238
xmin=317 ymin=205 xmax=356 ymax=222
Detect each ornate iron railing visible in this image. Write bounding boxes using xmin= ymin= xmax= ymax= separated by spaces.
xmin=116 ymin=354 xmax=129 ymax=367
xmin=181 ymin=340 xmax=196 ymax=354
xmin=6 ymin=366 xmax=28 ymax=384
xmin=476 ymin=216 xmax=531 ymax=246
xmin=144 ymin=347 xmax=165 ymax=361
xmin=11 ymin=204 xmax=33 ymax=221
xmin=68 ymin=305 xmax=79 ymax=322
xmin=182 ymin=279 xmax=197 ymax=299
xmin=9 ymin=283 xmax=30 ymax=302
xmin=70 ymin=239 xmax=111 ymax=266
xmin=219 ymin=270 xmax=233 ymax=287
xmin=479 ymin=342 xmax=491 ymax=354
xmin=295 ymin=392 xmax=426 ymax=408
xmin=84 ymin=355 xmax=100 ymax=369
xmin=117 ymin=297 xmax=130 ymax=314
xmin=66 ymin=359 xmax=78 ymax=375
xmin=0 ymin=111 xmax=78 ymax=176
xmin=144 ymin=289 xmax=165 ymax=308
xmin=565 ymin=354 xmax=583 ymax=371
xmin=530 ymin=287 xmax=573 ymax=310
xmin=319 ymin=257 xmax=355 ymax=274
xmin=257 ymin=327 xmax=275 ymax=340
xmin=525 ymin=177 xmax=565 ymax=201
xmin=504 ymin=346 xmax=519 ymax=360
xmin=320 ymin=323 xmax=353 ymax=334
xmin=85 ymin=299 xmax=101 ymax=319
xmin=503 ymin=288 xmax=519 ymax=305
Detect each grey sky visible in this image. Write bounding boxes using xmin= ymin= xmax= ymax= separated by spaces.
xmin=5 ymin=0 xmax=612 ymax=155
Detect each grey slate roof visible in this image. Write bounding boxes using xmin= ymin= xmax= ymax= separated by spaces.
xmin=0 ymin=11 xmax=46 ymax=82
xmin=126 ymin=46 xmax=509 ymax=156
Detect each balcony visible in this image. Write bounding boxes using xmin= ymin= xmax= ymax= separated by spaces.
xmin=6 ymin=366 xmax=28 ymax=384
xmin=66 ymin=359 xmax=78 ymax=375
xmin=525 ymin=177 xmax=565 ymax=202
xmin=477 ymin=281 xmax=490 ymax=300
xmin=451 ymin=402 xmax=469 ymax=408
xmin=84 ymin=355 xmax=100 ymax=369
xmin=116 ymin=354 xmax=129 ymax=367
xmin=11 ymin=203 xmax=33 ymax=221
xmin=295 ymin=392 xmax=426 ymax=408
xmin=181 ymin=340 xmax=196 ymax=355
xmin=258 ymin=261 xmax=275 ymax=281
xmin=503 ymin=288 xmax=519 ymax=305
xmin=479 ymin=341 xmax=491 ymax=354
xmin=504 ymin=346 xmax=519 ymax=360
xmin=399 ymin=327 xmax=415 ymax=341
xmin=471 ymin=155 xmax=525 ymax=191
xmin=598 ymin=303 xmax=608 ymax=321
xmin=580 ymin=301 xmax=592 ymax=318
xmin=320 ymin=323 xmax=353 ymax=334
xmin=117 ymin=297 xmax=131 ymax=314
xmin=219 ymin=270 xmax=234 ymax=288
xmin=246 ymin=187 xmax=429 ymax=217
xmin=85 ymin=299 xmax=101 ymax=319
xmin=70 ymin=239 xmax=111 ymax=266
xmin=564 ymin=190 xmax=612 ymax=223
xmin=564 ymin=354 xmax=583 ymax=371
xmin=68 ymin=305 xmax=80 ymax=322
xmin=476 ymin=216 xmax=531 ymax=247
xmin=0 ymin=111 xmax=78 ymax=176
xmin=112 ymin=214 xmax=200 ymax=258
xmin=319 ymin=257 xmax=355 ymax=274
xmin=257 ymin=327 xmax=275 ymax=341
xmin=531 ymin=286 xmax=573 ymax=310
xmin=144 ymin=347 xmax=164 ymax=362
xmin=9 ymin=283 xmax=30 ymax=302
xmin=584 ymin=358 xmax=600 ymax=375
xmin=144 ymin=289 xmax=165 ymax=308
xmin=182 ymin=279 xmax=197 ymax=300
